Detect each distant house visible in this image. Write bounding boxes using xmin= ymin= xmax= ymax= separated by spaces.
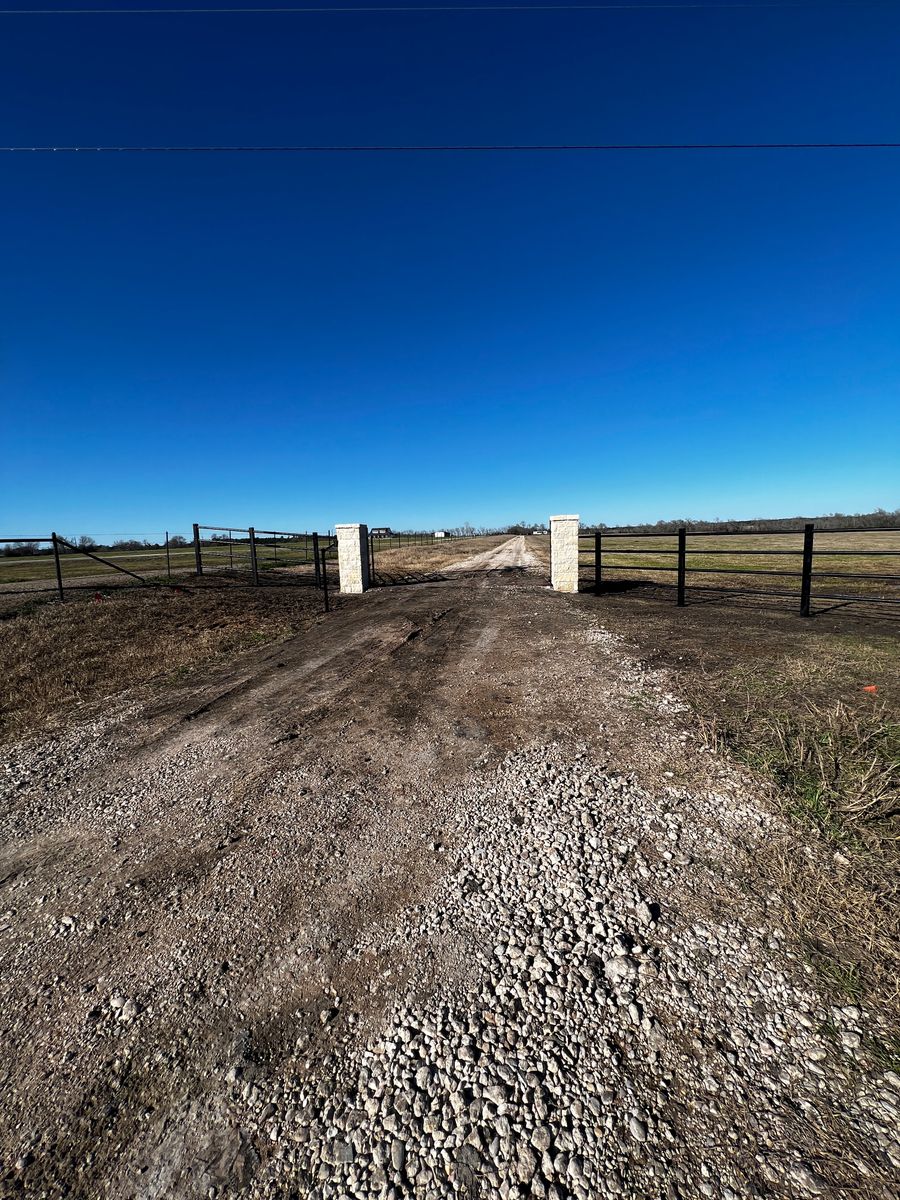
xmin=434 ymin=530 xmax=446 ymax=539
xmin=371 ymin=527 xmax=392 ymax=537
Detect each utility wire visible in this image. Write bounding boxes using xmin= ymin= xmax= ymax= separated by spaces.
xmin=2 ymin=3 xmax=896 ymax=14
xmin=2 ymin=142 xmax=899 ymax=151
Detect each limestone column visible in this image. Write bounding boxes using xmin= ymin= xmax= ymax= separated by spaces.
xmin=335 ymin=523 xmax=371 ymax=593
xmin=550 ymin=514 xmax=580 ymax=593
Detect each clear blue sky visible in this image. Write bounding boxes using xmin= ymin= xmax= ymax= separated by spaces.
xmin=2 ymin=1 xmax=899 ymax=540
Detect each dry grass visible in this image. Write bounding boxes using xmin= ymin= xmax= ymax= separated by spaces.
xmin=688 ymin=644 xmax=900 ymax=1026
xmin=524 ymin=534 xmax=551 ymax=570
xmin=0 ymin=578 xmax=330 ymax=742
xmin=699 ymin=695 xmax=900 ymax=836
xmin=762 ymin=702 xmax=899 ymax=828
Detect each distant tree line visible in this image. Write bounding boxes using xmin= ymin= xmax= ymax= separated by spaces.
xmin=2 ymin=534 xmax=189 ymax=557
xmin=580 ymin=508 xmax=900 ymax=535
xmin=427 ymin=521 xmax=547 ymax=537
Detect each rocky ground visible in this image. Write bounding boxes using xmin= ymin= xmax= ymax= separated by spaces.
xmin=1 ymin=540 xmax=898 ymax=1199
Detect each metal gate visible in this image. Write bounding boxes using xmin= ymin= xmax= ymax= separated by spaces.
xmin=367 ymin=530 xmax=439 ymax=586
xmin=192 ymin=524 xmax=328 ymax=587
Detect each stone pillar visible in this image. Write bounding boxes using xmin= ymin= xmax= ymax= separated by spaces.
xmin=550 ymin=514 xmax=580 ymax=593
xmin=335 ymin=523 xmax=370 ymax=594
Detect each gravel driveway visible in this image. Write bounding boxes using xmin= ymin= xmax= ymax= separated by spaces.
xmin=1 ymin=541 xmax=898 ymax=1199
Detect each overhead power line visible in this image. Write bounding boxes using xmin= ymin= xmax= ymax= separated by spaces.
xmin=3 ymin=142 xmax=899 ymax=151
xmin=2 ymin=3 xmax=896 ymax=14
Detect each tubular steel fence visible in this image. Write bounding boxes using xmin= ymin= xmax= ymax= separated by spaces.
xmin=0 ymin=533 xmax=167 ymax=600
xmin=0 ymin=523 xmax=337 ymax=611
xmin=578 ymin=524 xmax=900 ymax=616
xmin=367 ymin=531 xmax=436 ymax=584
xmin=371 ymin=532 xmax=439 ymax=552
xmin=191 ymin=524 xmax=330 ymax=587
xmin=192 ymin=523 xmax=340 ymax=611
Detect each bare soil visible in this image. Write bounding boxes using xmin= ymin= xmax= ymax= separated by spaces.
xmin=0 ymin=576 xmax=333 ymax=742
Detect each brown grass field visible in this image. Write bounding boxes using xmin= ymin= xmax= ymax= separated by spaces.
xmin=0 ymin=576 xmax=333 ymax=743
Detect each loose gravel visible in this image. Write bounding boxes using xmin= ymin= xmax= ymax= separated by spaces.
xmin=229 ymin=743 xmax=900 ymax=1199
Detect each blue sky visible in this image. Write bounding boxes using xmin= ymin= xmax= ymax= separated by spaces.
xmin=2 ymin=1 xmax=899 ymax=540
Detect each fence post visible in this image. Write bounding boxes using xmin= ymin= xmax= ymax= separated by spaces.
xmin=550 ymin=514 xmax=580 ymax=593
xmin=677 ymin=527 xmax=687 ymax=607
xmin=193 ymin=523 xmax=203 ymax=576
xmin=321 ymin=547 xmax=330 ymax=612
xmin=51 ymin=532 xmax=65 ymax=602
xmin=800 ymin=522 xmax=815 ymax=617
xmin=594 ymin=531 xmax=601 ymax=595
xmin=248 ymin=527 xmax=259 ymax=586
xmin=165 ymin=530 xmax=171 ymax=580
xmin=312 ymin=532 xmax=321 ymax=586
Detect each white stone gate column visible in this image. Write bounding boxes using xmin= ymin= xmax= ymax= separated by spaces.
xmin=335 ymin=523 xmax=371 ymax=593
xmin=550 ymin=514 xmax=580 ymax=593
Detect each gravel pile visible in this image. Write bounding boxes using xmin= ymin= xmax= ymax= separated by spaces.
xmin=231 ymin=739 xmax=900 ymax=1199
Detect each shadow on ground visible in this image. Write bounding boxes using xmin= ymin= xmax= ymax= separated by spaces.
xmin=581 ymin=577 xmax=900 ymax=624
xmin=371 ymin=565 xmax=540 ymax=588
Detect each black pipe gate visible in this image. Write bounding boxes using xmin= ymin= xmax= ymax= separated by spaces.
xmin=192 ymin=524 xmax=327 ymax=586
xmin=578 ymin=523 xmax=900 ymax=617
xmin=192 ymin=523 xmax=337 ymax=611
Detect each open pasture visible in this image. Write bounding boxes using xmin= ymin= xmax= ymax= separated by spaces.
xmin=0 ymin=546 xmax=197 ymax=584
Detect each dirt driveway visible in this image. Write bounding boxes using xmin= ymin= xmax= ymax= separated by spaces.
xmin=1 ymin=539 xmax=898 ymax=1199
xmin=444 ymin=535 xmax=538 ymax=573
